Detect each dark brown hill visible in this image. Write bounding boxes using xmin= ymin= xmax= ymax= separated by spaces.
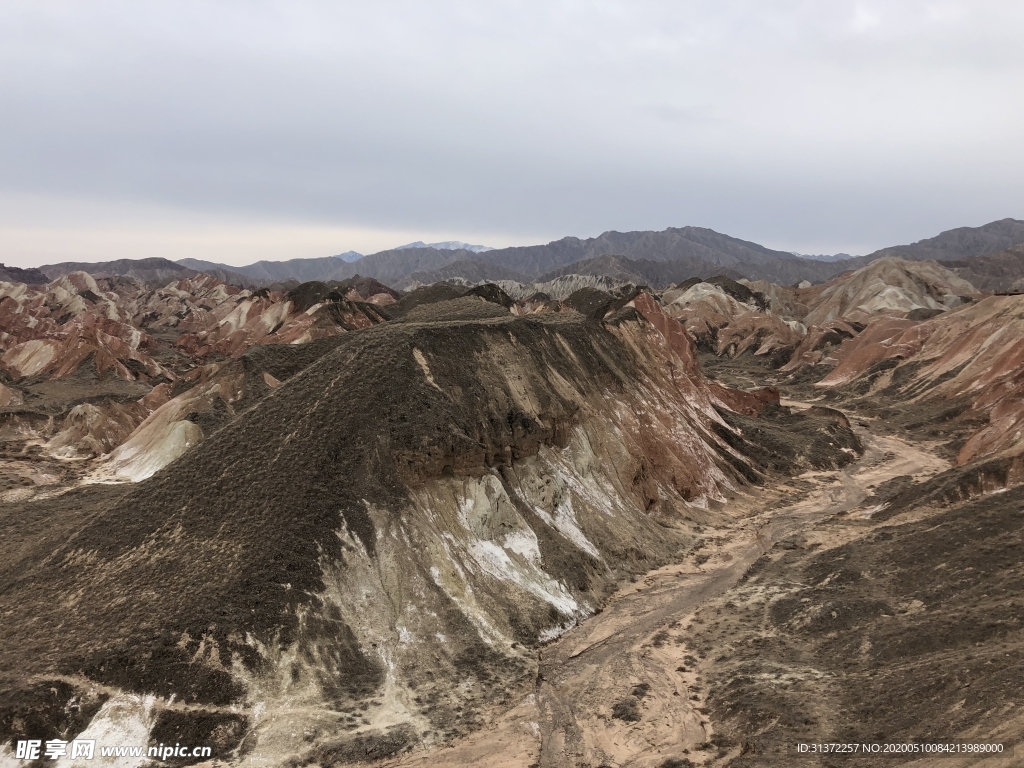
xmin=821 ymin=217 xmax=1024 ymax=276
xmin=332 ymin=246 xmax=476 ymax=284
xmin=41 ymin=257 xmax=197 ymax=283
xmin=480 ymin=227 xmax=794 ymax=275
xmin=865 ymin=217 xmax=1024 ymax=262
xmin=179 ymin=249 xmax=475 ymax=286
xmin=940 ymin=243 xmax=1024 ymax=293
xmin=0 ymin=263 xmax=49 ymax=284
xmin=475 ymin=227 xmax=840 ymax=284
xmin=178 ymin=255 xmax=347 ymax=284
xmin=334 ymin=274 xmax=401 ymax=300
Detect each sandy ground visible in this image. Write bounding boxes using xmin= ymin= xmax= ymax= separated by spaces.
xmin=380 ymin=416 xmax=961 ymax=768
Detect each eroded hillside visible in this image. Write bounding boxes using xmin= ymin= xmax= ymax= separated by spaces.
xmin=0 ymin=272 xmax=394 ymax=492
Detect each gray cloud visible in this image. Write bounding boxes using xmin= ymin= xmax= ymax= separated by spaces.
xmin=2 ymin=0 xmax=1023 ymax=266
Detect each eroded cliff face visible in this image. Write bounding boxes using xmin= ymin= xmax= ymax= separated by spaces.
xmin=0 ymin=295 xmax=842 ymax=765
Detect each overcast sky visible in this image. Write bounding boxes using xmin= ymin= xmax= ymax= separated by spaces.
xmin=2 ymin=1 xmax=1023 ymax=267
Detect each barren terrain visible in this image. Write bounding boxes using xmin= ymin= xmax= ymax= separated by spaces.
xmin=4 ymin=253 xmax=1024 ymax=766
xmin=380 ymin=411 xmax=992 ymax=768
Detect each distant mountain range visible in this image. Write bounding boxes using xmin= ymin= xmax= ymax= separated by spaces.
xmin=333 ymin=250 xmax=363 ymax=262
xmin=171 ymin=227 xmax=849 ymax=287
xmin=793 ymin=252 xmax=856 ymax=262
xmin=394 ymin=240 xmax=493 ymax=253
xmin=29 ymin=218 xmax=1024 ymax=291
xmin=940 ymin=243 xmax=1024 ymax=293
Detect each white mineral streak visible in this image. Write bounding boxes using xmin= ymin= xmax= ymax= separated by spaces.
xmin=0 ymin=746 xmax=17 ymax=768
xmin=457 ymin=474 xmax=580 ymax=615
xmin=57 ymin=694 xmax=156 ymax=768
xmin=98 ymin=420 xmax=202 ymax=482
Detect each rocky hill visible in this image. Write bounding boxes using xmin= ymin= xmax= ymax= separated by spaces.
xmin=398 ymin=259 xmax=530 ymax=289
xmin=630 ymin=257 xmax=980 ymax=376
xmin=535 ymin=254 xmax=746 ymax=287
xmin=0 ymin=271 xmax=395 ymax=487
xmin=812 ymin=294 xmax=1024 ymax=473
xmin=941 ymin=243 xmax=1024 ymax=293
xmin=0 ymin=263 xmax=48 ymax=284
xmin=862 ymin=217 xmax=1024 ymax=263
xmin=799 ymin=257 xmax=979 ymax=327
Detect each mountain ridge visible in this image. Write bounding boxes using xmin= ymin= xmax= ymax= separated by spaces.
xmin=28 ymin=218 xmax=1024 ymax=291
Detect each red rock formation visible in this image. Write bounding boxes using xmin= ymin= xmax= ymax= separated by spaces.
xmin=818 ymin=295 xmax=1024 ymax=479
xmin=631 ymin=292 xmax=779 ymax=416
xmin=0 ymin=271 xmax=391 ymax=469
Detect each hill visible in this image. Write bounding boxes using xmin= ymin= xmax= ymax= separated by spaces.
xmin=536 ymin=254 xmax=746 ymax=286
xmin=940 ymin=243 xmax=1024 ymax=293
xmin=468 ymin=227 xmax=840 ymax=285
xmin=0 ymin=263 xmax=49 ymax=284
xmin=178 ymin=256 xmax=347 ymax=284
xmin=863 ymin=217 xmax=1024 ymax=263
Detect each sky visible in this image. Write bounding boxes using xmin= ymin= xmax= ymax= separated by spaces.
xmin=2 ymin=0 xmax=1023 ymax=268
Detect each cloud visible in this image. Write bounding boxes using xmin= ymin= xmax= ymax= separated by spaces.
xmin=852 ymin=4 xmax=882 ymax=34
xmin=1 ymin=0 xmax=1022 ymax=266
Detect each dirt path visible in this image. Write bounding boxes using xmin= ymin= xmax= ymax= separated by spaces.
xmin=385 ymin=422 xmax=949 ymax=768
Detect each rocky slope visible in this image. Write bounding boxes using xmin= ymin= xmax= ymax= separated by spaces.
xmin=0 ymin=272 xmax=396 ymax=492
xmin=660 ymin=278 xmax=801 ymax=362
xmin=860 ymin=216 xmax=1024 ymax=264
xmin=680 ymin=340 xmax=1024 ymax=766
xmin=533 ymin=255 xmax=746 ymax=288
xmin=941 ymin=243 xmax=1024 ymax=293
xmin=811 ymin=294 xmax=1024 ymax=480
xmin=593 ymin=258 xmax=982 ymax=376
xmin=683 ymin=445 xmax=1024 ymax=766
xmin=0 ymin=262 xmax=49 ymax=284
xmin=799 ymin=257 xmax=979 ymax=327
xmin=398 ymin=260 xmax=530 ymax=289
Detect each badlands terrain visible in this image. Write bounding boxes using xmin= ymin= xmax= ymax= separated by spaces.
xmin=2 ymin=222 xmax=1024 ymax=767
